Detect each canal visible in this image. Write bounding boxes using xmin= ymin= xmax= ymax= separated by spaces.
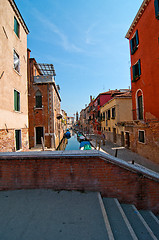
xmin=57 ymin=130 xmax=80 ymax=151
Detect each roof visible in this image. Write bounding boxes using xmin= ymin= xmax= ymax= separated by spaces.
xmin=35 ymin=63 xmax=56 ymax=76
xmin=101 ymin=91 xmax=132 ymax=108
xmin=114 ymin=91 xmax=132 ymax=98
xmin=125 ymin=0 xmax=150 ymax=39
xmin=8 ymin=0 xmax=29 ymax=34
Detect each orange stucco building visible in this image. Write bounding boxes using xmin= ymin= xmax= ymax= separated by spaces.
xmin=125 ymin=0 xmax=159 ymax=163
xmin=126 ymin=0 xmax=159 ymax=121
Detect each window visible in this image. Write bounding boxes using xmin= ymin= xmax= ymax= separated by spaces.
xmin=154 ymin=0 xmax=159 ymax=19
xmin=13 ymin=50 xmax=20 ymax=73
xmin=102 ymin=112 xmax=105 ymax=121
xmin=138 ymin=130 xmax=145 ymax=143
xmin=97 ymin=98 xmax=100 ymax=105
xmin=132 ymin=59 xmax=141 ymax=81
xmin=14 ymin=90 xmax=20 ymax=111
xmin=35 ymin=90 xmax=42 ymax=108
xmin=15 ymin=130 xmax=21 ymax=150
xmin=130 ymin=30 xmax=139 ymax=55
xmin=14 ymin=17 xmax=19 ymax=37
xmin=112 ymin=107 xmax=116 ymax=119
xmin=138 ymin=95 xmax=143 ymax=120
xmin=108 ymin=109 xmax=110 ymax=120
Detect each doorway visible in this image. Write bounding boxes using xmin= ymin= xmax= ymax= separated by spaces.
xmin=113 ymin=128 xmax=116 ymax=143
xmin=36 ymin=127 xmax=44 ymax=145
xmin=125 ymin=132 xmax=130 ymax=149
xmin=121 ymin=131 xmax=125 ymax=146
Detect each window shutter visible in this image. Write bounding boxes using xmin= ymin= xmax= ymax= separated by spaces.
xmin=17 ymin=92 xmax=20 ymax=111
xmin=132 ymin=65 xmax=135 ymax=80
xmin=14 ymin=90 xmax=17 ymax=111
xmin=130 ymin=39 xmax=133 ymax=54
xmin=154 ymin=0 xmax=159 ymax=19
xmin=14 ymin=17 xmax=19 ymax=37
xmin=136 ymin=30 xmax=139 ymax=45
xmin=138 ymin=59 xmax=141 ymax=76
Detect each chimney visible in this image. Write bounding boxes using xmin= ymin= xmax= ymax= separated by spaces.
xmin=90 ymin=95 xmax=92 ymax=102
xmin=27 ymin=48 xmax=31 ymax=59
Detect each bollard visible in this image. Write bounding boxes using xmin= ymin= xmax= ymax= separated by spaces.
xmin=98 ymin=141 xmax=101 ymax=150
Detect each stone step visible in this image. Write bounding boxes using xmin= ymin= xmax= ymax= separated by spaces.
xmin=102 ymin=198 xmax=137 ymax=240
xmin=121 ymin=204 xmax=158 ymax=240
xmin=139 ymin=210 xmax=159 ymax=239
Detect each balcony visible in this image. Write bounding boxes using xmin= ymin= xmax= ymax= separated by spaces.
xmin=34 ymin=75 xmax=55 ymax=84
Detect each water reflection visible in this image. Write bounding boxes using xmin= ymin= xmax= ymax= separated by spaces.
xmin=57 ymin=130 xmax=80 ymax=151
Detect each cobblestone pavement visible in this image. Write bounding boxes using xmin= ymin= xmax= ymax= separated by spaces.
xmin=86 ymin=134 xmax=159 ymax=173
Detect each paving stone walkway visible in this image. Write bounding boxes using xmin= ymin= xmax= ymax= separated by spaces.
xmin=86 ymin=134 xmax=159 ymax=173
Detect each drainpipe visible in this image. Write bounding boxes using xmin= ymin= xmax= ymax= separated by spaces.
xmin=51 ymin=84 xmax=56 ymax=149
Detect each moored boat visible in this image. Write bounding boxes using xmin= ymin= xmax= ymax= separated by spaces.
xmin=79 ymin=141 xmax=93 ymax=150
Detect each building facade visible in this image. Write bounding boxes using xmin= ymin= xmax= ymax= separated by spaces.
xmin=100 ymin=92 xmax=133 ymax=146
xmin=126 ymin=0 xmax=159 ymax=163
xmin=27 ymin=51 xmax=62 ymax=149
xmin=0 ymin=0 xmax=29 ymax=152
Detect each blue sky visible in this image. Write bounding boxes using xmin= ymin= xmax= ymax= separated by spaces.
xmin=15 ymin=0 xmax=143 ymax=116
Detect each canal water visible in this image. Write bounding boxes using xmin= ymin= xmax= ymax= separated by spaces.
xmin=57 ymin=130 xmax=80 ymax=150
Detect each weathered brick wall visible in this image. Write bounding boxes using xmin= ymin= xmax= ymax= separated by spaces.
xmin=0 ymin=152 xmax=159 ymax=214
xmin=127 ymin=122 xmax=159 ymax=164
xmin=0 ymin=128 xmax=29 ymax=152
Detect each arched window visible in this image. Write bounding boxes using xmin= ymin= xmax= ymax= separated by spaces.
xmin=136 ymin=90 xmax=144 ymax=120
xmin=35 ymin=90 xmax=42 ymax=108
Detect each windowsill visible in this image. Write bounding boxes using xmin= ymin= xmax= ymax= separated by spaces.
xmin=138 ymin=141 xmax=146 ymax=145
xmin=131 ymin=45 xmax=138 ymax=55
xmin=34 ymin=106 xmax=43 ymax=109
xmin=14 ymin=110 xmax=21 ymax=113
xmin=132 ymin=76 xmax=140 ymax=82
xmin=13 ymin=68 xmax=21 ymax=76
xmin=13 ymin=29 xmax=20 ymax=40
xmin=15 ymin=149 xmax=22 ymax=152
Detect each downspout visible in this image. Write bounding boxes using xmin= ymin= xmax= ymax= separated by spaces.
xmin=51 ymin=84 xmax=56 ymax=149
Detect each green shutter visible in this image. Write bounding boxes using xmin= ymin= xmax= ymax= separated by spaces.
xmin=14 ymin=17 xmax=19 ymax=37
xmin=136 ymin=30 xmax=139 ymax=46
xmin=14 ymin=90 xmax=17 ymax=111
xmin=17 ymin=91 xmax=20 ymax=111
xmin=138 ymin=59 xmax=141 ymax=76
xmin=130 ymin=39 xmax=133 ymax=55
xmin=132 ymin=65 xmax=135 ymax=80
xmin=14 ymin=90 xmax=20 ymax=111
xmin=154 ymin=0 xmax=159 ymax=19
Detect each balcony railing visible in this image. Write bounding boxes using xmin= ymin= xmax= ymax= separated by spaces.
xmin=34 ymin=75 xmax=55 ymax=84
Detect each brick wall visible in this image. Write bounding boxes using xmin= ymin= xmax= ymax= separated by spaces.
xmin=0 ymin=128 xmax=29 ymax=152
xmin=0 ymin=151 xmax=159 ymax=214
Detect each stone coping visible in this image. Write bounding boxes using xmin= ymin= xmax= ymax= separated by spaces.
xmin=0 ymin=150 xmax=159 ymax=182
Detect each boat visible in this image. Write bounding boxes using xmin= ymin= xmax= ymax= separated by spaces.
xmin=79 ymin=141 xmax=92 ymax=150
xmin=64 ymin=130 xmax=71 ymax=139
xmin=77 ymin=132 xmax=83 ymax=137
xmin=79 ymin=135 xmax=86 ymax=142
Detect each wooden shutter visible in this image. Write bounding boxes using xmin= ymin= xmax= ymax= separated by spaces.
xmin=17 ymin=91 xmax=20 ymax=111
xmin=138 ymin=59 xmax=141 ymax=76
xmin=154 ymin=0 xmax=159 ymax=19
xmin=14 ymin=90 xmax=17 ymax=111
xmin=14 ymin=17 xmax=19 ymax=37
xmin=130 ymin=39 xmax=133 ymax=55
xmin=136 ymin=30 xmax=139 ymax=46
xmin=132 ymin=65 xmax=135 ymax=80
